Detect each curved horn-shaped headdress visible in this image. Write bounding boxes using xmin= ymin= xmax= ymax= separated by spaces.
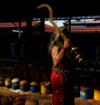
xmin=37 ymin=4 xmax=83 ymax=62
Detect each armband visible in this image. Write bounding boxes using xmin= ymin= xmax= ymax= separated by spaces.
xmin=61 ymin=45 xmax=67 ymax=51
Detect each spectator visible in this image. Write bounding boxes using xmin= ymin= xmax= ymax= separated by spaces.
xmin=10 ymin=38 xmax=17 ymax=57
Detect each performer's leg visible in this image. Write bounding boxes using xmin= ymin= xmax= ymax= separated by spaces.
xmin=51 ymin=71 xmax=64 ymax=105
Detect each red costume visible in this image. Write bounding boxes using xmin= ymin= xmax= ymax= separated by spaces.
xmin=51 ymin=50 xmax=75 ymax=105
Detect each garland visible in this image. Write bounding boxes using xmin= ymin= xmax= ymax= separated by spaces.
xmin=1 ymin=95 xmax=16 ymax=102
xmin=1 ymin=96 xmax=26 ymax=104
xmin=55 ymin=41 xmax=72 ymax=61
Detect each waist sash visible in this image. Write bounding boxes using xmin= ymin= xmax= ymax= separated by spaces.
xmin=52 ymin=66 xmax=72 ymax=75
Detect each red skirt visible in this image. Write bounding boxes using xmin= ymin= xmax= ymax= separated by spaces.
xmin=51 ymin=70 xmax=75 ymax=105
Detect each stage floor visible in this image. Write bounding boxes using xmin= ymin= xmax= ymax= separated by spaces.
xmin=0 ymin=87 xmax=100 ymax=105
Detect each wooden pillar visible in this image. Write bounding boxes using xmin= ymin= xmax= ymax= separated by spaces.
xmin=26 ymin=1 xmax=32 ymax=40
xmin=19 ymin=20 xmax=21 ymax=29
xmin=40 ymin=8 xmax=45 ymax=37
xmin=40 ymin=16 xmax=45 ymax=37
xmin=95 ymin=31 xmax=97 ymax=36
xmin=10 ymin=30 xmax=12 ymax=35
xmin=19 ymin=20 xmax=21 ymax=39
xmin=26 ymin=15 xmax=32 ymax=39
xmin=69 ymin=17 xmax=71 ymax=36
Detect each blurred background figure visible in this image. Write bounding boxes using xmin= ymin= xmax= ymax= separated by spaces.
xmin=10 ymin=37 xmax=17 ymax=57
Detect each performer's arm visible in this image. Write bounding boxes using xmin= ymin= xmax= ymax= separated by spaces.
xmin=51 ymin=46 xmax=65 ymax=67
xmin=51 ymin=39 xmax=71 ymax=67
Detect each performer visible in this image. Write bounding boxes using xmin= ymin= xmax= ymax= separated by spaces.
xmin=47 ymin=26 xmax=76 ymax=105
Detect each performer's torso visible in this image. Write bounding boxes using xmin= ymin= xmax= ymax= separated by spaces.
xmin=58 ymin=49 xmax=73 ymax=69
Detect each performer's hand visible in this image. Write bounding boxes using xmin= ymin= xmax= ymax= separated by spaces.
xmin=63 ymin=39 xmax=71 ymax=48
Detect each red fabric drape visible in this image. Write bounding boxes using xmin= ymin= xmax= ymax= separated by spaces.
xmin=51 ymin=67 xmax=75 ymax=105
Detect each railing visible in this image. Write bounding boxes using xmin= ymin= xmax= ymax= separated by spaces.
xmin=67 ymin=27 xmax=100 ymax=30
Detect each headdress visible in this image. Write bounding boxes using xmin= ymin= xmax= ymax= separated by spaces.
xmin=37 ymin=4 xmax=83 ymax=62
